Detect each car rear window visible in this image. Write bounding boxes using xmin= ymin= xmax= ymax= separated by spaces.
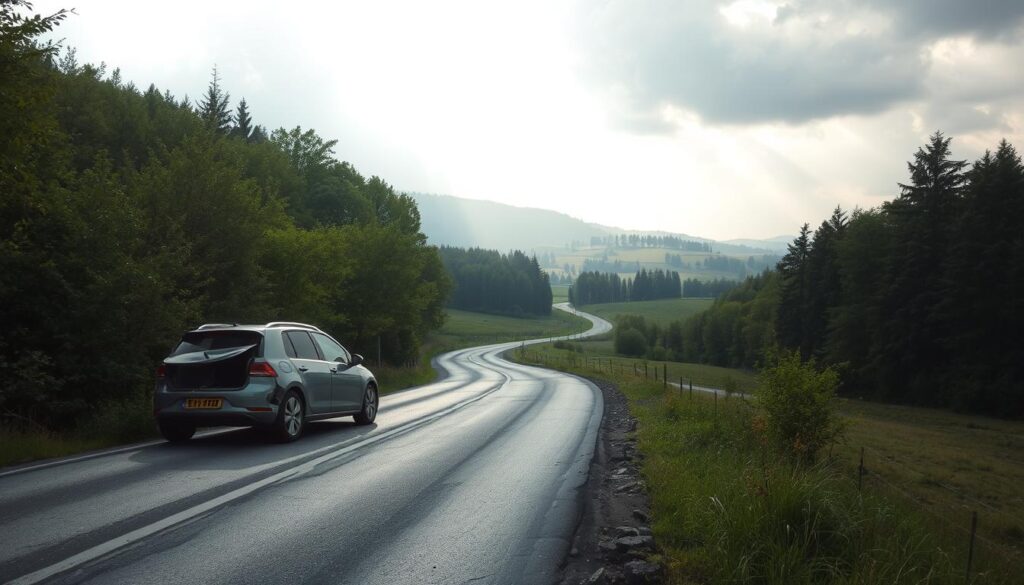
xmin=172 ymin=331 xmax=263 ymax=356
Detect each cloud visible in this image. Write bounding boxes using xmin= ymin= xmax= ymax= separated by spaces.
xmin=576 ymin=0 xmax=1024 ymax=128
xmin=878 ymin=0 xmax=1024 ymax=39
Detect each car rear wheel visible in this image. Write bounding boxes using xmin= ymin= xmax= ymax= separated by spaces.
xmin=273 ymin=390 xmax=305 ymax=442
xmin=158 ymin=420 xmax=196 ymax=443
xmin=354 ymin=383 xmax=378 ymax=425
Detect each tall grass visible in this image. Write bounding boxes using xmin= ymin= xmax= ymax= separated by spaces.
xmin=1 ymin=391 xmax=157 ymax=468
xmin=514 ymin=348 xmax=1019 ymax=584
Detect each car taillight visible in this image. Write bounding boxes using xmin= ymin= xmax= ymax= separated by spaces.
xmin=156 ymin=364 xmax=166 ymax=378
xmin=249 ymin=361 xmax=277 ymax=377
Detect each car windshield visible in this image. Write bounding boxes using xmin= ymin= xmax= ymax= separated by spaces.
xmin=172 ymin=331 xmax=263 ymax=356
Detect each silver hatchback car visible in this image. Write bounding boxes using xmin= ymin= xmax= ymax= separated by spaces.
xmin=153 ymin=322 xmax=379 ymax=442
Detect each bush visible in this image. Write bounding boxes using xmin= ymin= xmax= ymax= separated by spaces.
xmin=615 ymin=327 xmax=648 ymax=356
xmin=758 ymin=350 xmax=844 ymax=461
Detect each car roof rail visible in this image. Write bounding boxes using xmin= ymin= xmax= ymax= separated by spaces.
xmin=196 ymin=323 xmax=237 ymax=330
xmin=265 ymin=321 xmax=323 ymax=332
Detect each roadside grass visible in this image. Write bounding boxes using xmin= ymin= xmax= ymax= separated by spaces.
xmin=580 ymin=297 xmax=713 ymax=324
xmin=1 ymin=392 xmax=158 ymax=468
xmin=431 ymin=307 xmax=589 ymax=347
xmin=551 ymin=284 xmax=570 ymax=303
xmin=512 ymin=345 xmax=1022 ymax=583
xmin=530 ymin=340 xmax=759 ymax=394
xmin=0 ymin=427 xmax=111 ymax=468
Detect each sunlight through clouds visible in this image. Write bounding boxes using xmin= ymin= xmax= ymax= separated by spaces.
xmin=32 ymin=0 xmax=1024 ymax=240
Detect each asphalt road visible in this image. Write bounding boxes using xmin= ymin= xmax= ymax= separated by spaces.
xmin=0 ymin=304 xmax=612 ymax=585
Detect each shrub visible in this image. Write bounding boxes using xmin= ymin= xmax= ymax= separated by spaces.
xmin=758 ymin=350 xmax=844 ymax=462
xmin=615 ymin=327 xmax=648 ymax=356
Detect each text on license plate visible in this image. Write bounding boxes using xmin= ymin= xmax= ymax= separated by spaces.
xmin=184 ymin=398 xmax=223 ymax=409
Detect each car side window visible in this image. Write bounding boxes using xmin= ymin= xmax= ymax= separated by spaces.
xmin=312 ymin=333 xmax=349 ymax=364
xmin=285 ymin=331 xmax=319 ymax=360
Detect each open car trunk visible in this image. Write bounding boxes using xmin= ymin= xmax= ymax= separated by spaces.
xmin=164 ymin=331 xmax=263 ymax=391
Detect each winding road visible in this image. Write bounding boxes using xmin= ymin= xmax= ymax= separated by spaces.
xmin=0 ymin=304 xmax=612 ymax=585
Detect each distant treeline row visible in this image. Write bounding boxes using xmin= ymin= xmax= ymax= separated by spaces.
xmin=590 ymin=234 xmax=711 ymax=251
xmin=666 ymin=253 xmax=781 ymax=278
xmin=614 ymin=133 xmax=1024 ymax=416
xmin=681 ymin=278 xmax=738 ymax=298
xmin=438 ymin=247 xmax=552 ymax=317
xmin=1 ymin=7 xmax=449 ymax=426
xmin=570 ymin=269 xmax=682 ymax=305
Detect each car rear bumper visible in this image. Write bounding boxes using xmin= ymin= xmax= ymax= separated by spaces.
xmin=154 ymin=385 xmax=280 ymax=428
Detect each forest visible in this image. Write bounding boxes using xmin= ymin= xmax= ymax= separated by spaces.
xmin=438 ymin=247 xmax=552 ymax=316
xmin=615 ymin=133 xmax=1023 ymax=416
xmin=0 ymin=5 xmax=450 ymax=428
xmin=570 ymin=269 xmax=682 ymax=305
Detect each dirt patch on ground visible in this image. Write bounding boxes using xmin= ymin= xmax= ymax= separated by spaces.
xmin=560 ymin=378 xmax=662 ymax=585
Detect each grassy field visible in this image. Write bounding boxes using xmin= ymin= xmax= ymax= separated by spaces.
xmin=580 ymin=297 xmax=714 ymax=324
xmin=528 ymin=340 xmax=759 ymax=394
xmin=512 ymin=347 xmax=1024 ymax=583
xmin=551 ymin=284 xmax=570 ymax=303
xmin=539 ymin=245 xmax=758 ymax=280
xmin=835 ymin=399 xmax=1024 ymax=558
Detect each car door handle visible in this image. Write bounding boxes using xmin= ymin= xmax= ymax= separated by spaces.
xmin=297 ymin=366 xmax=309 ymax=372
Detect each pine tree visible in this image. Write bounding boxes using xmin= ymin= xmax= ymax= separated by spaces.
xmin=232 ymin=97 xmax=253 ymax=142
xmin=872 ymin=132 xmax=966 ymax=402
xmin=804 ymin=206 xmax=847 ymax=358
xmin=777 ymin=224 xmax=811 ymax=355
xmin=198 ymin=66 xmax=231 ymax=134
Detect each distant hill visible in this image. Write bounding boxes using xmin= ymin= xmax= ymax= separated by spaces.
xmin=410 ymin=193 xmax=609 ymax=250
xmin=721 ymin=236 xmax=793 ymax=254
xmin=409 ymin=192 xmax=791 ymax=255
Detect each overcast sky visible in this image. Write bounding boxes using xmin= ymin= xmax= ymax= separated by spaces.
xmin=36 ymin=0 xmax=1024 ymax=240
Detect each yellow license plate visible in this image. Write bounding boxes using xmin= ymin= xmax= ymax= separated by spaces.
xmin=184 ymin=398 xmax=223 ymax=409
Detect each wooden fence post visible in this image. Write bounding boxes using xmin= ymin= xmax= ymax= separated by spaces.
xmin=858 ymin=447 xmax=865 ymax=491
xmin=966 ymin=510 xmax=978 ymax=582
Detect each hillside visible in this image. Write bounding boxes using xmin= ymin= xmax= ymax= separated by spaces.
xmin=410 ymin=192 xmax=791 ymax=254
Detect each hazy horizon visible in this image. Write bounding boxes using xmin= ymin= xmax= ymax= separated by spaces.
xmin=34 ymin=0 xmax=1024 ymax=240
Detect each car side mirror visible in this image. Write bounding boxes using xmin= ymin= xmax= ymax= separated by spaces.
xmin=351 ymin=354 xmax=364 ymax=366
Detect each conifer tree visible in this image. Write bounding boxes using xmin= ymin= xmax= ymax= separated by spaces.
xmin=232 ymin=97 xmax=253 ymax=142
xmin=198 ymin=66 xmax=231 ymax=134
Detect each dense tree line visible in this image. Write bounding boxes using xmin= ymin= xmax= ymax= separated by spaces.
xmin=0 ymin=3 xmax=450 ymax=427
xmin=571 ymin=272 xmax=629 ymax=304
xmin=624 ymin=133 xmax=1023 ymax=416
xmin=438 ymin=247 xmax=552 ymax=316
xmin=682 ymin=278 xmax=739 ymax=298
xmin=590 ymin=234 xmax=710 ymax=251
xmin=570 ymin=269 xmax=681 ymax=305
xmin=666 ymin=252 xmax=780 ymax=278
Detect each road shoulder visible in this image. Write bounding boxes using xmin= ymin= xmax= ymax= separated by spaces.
xmin=560 ymin=378 xmax=662 ymax=585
